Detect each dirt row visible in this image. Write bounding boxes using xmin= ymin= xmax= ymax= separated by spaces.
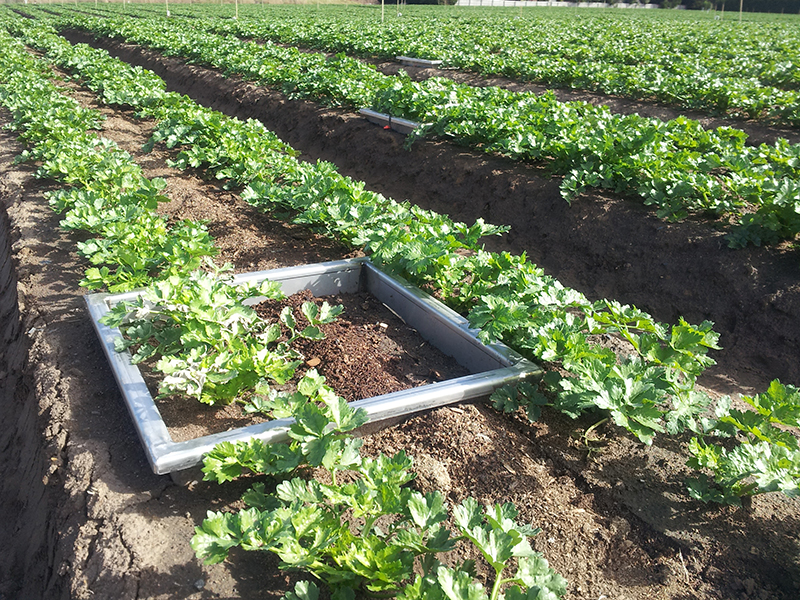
xmin=367 ymin=59 xmax=800 ymax=147
xmin=1 ymin=27 xmax=799 ymax=600
xmin=301 ymin=44 xmax=800 ymax=147
xmin=60 ymin=28 xmax=800 ymax=396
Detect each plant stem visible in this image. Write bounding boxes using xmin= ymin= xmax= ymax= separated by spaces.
xmin=584 ymin=417 xmax=609 ymax=443
xmin=489 ymin=568 xmax=505 ymax=600
xmin=363 ymin=515 xmax=377 ymax=536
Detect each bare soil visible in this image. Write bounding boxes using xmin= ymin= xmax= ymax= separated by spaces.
xmin=1 ymin=30 xmax=799 ymax=600
xmin=156 ymin=289 xmax=471 ymax=443
xmin=62 ymin=29 xmax=800 ymax=394
xmin=253 ymin=289 xmax=471 ymax=401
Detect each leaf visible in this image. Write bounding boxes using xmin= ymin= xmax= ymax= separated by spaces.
xmin=424 ymin=525 xmax=457 ymax=554
xmin=291 ymin=403 xmax=330 ymax=440
xmin=317 ymin=301 xmax=344 ymax=323
xmin=324 ymin=394 xmax=369 ymax=432
xmin=201 ymin=441 xmax=244 ymax=483
xmin=468 ymin=295 xmax=528 ymax=344
xmin=300 ymin=325 xmax=324 ymax=340
xmin=490 ymin=385 xmax=522 ymax=414
xmin=743 ymin=379 xmax=800 ymax=429
xmin=407 ymin=491 xmax=448 ymax=529
xmin=297 ymin=368 xmax=326 ymax=398
xmin=453 ymin=498 xmax=483 ymax=531
xmin=436 ymin=565 xmax=487 ymax=600
xmin=282 ymin=581 xmax=319 ymax=600
xmin=242 ymin=482 xmax=281 ymax=512
xmin=330 ymin=437 xmax=364 ymax=471
xmin=513 ymin=555 xmax=569 ymax=599
xmin=191 ymin=510 xmax=245 ymax=564
xmin=280 ymin=305 xmax=297 ymax=331
xmin=330 ymin=588 xmax=355 ymax=600
xmin=665 ymin=390 xmax=714 ymax=435
xmin=685 ymin=474 xmax=740 ymax=506
xmin=276 ymin=478 xmax=325 ymax=504
xmin=301 ymin=435 xmax=334 ymax=467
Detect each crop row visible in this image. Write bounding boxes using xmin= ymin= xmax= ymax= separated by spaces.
xmin=8 ymin=15 xmax=717 ymax=444
xmin=107 ymin=3 xmax=800 ymax=126
xmin=31 ymin=6 xmax=800 ymax=249
xmin=4 ymin=14 xmax=798 ymax=504
xmin=0 ymin=23 xmax=581 ymax=600
xmin=0 ymin=20 xmax=578 ymax=600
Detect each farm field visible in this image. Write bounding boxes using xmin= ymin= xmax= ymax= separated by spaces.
xmin=41 ymin=7 xmax=800 ymax=248
xmin=96 ymin=2 xmax=800 ymax=127
xmin=1 ymin=4 xmax=799 ymax=600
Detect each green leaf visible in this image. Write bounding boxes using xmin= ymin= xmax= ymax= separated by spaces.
xmin=280 ymin=306 xmax=297 ymax=331
xmin=282 ymin=581 xmax=319 ymax=600
xmin=436 ymin=565 xmax=487 ymax=600
xmin=191 ymin=510 xmax=245 ymax=564
xmin=300 ymin=325 xmax=324 ymax=340
xmin=324 ymin=394 xmax=369 ymax=432
xmin=743 ymin=380 xmax=800 ymax=429
xmin=453 ymin=498 xmax=483 ymax=531
xmin=407 ymin=491 xmax=448 ymax=529
xmin=513 ymin=555 xmax=568 ymax=599
xmin=242 ymin=482 xmax=281 ymax=511
xmin=297 ymin=368 xmax=326 ymax=398
xmin=301 ymin=301 xmax=319 ymax=323
xmin=201 ymin=441 xmax=244 ymax=483
xmin=490 ymin=385 xmax=522 ymax=414
xmin=279 ymin=478 xmax=324 ymax=504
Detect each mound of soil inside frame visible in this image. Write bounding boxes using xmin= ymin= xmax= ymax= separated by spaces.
xmin=155 ymin=289 xmax=471 ymax=443
xmin=1 ymin=25 xmax=799 ymax=600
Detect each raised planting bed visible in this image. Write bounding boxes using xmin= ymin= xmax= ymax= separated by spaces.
xmin=358 ymin=108 xmax=420 ymax=134
xmin=396 ymin=55 xmax=443 ymax=68
xmin=85 ymin=258 xmax=540 ymax=475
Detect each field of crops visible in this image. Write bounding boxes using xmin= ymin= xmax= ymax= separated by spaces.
xmin=1 ymin=4 xmax=799 ymax=600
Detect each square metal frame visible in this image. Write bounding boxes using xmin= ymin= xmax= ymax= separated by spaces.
xmin=85 ymin=258 xmax=540 ymax=474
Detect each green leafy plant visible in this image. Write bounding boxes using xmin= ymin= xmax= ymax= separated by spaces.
xmin=687 ymin=381 xmax=800 ymax=504
xmin=9 ymin=16 xmax=745 ymax=453
xmin=99 ymin=265 xmax=345 ymax=406
xmin=29 ymin=10 xmax=800 ymax=248
xmin=194 ymin=371 xmax=566 ymax=600
xmin=5 ymin=13 xmax=796 ymax=511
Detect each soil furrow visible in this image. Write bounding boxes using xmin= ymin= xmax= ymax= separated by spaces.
xmin=60 ymin=28 xmax=800 ymax=395
xmin=2 ymin=34 xmax=799 ymax=600
xmin=249 ymin=36 xmax=800 ymax=147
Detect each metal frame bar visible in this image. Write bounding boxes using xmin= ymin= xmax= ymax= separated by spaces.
xmin=85 ymin=258 xmax=540 ymax=474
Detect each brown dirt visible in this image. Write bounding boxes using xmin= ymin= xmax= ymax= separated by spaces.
xmin=1 ymin=30 xmax=799 ymax=600
xmin=61 ymin=29 xmax=800 ymax=396
xmin=155 ymin=289 xmax=470 ymax=443
xmin=366 ymin=59 xmax=800 ymax=148
xmin=253 ymin=289 xmax=471 ymax=400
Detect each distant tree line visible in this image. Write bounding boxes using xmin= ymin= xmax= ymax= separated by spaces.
xmin=678 ymin=0 xmax=800 ymax=11
xmin=408 ymin=0 xmax=799 ymax=10
xmin=714 ymin=0 xmax=799 ymax=12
